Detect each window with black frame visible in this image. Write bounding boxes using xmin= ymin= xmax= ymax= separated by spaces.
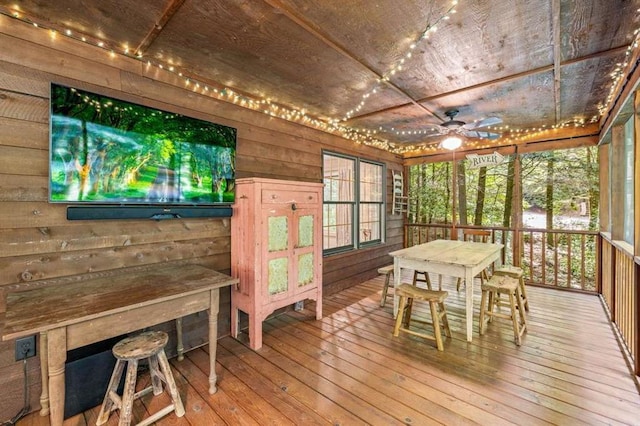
xmin=322 ymin=151 xmax=384 ymax=255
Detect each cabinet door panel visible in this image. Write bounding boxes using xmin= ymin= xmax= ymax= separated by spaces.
xmin=297 ymin=252 xmax=314 ymax=286
xmin=268 ymin=257 xmax=289 ymax=295
xmin=268 ymin=216 xmax=288 ymax=252
xmin=264 ymin=207 xmax=291 ymax=301
xmin=297 ymin=214 xmax=314 ymax=248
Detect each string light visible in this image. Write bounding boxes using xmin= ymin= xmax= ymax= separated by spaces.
xmin=341 ymin=0 xmax=460 ymax=122
xmin=0 ymin=3 xmax=638 ymax=155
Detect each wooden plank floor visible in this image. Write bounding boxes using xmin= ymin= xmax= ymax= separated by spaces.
xmin=18 ymin=273 xmax=640 ymax=425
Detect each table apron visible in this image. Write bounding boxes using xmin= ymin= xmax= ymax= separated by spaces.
xmin=396 ymin=258 xmax=466 ymax=278
xmin=66 ymin=291 xmax=212 ymax=350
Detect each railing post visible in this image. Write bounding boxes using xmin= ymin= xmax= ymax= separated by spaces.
xmin=610 ymin=244 xmax=617 ymax=322
xmin=596 ymin=234 xmax=602 ymax=294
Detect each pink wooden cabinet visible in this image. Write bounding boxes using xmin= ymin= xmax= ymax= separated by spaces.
xmin=231 ymin=178 xmax=323 ymax=349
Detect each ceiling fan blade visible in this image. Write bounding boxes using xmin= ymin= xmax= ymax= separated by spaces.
xmin=422 ymin=124 xmax=449 ymax=136
xmin=463 ymin=116 xmax=502 ymax=130
xmin=463 ymin=130 xmax=501 ymax=140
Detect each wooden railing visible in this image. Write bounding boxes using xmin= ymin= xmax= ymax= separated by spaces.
xmin=404 ymin=223 xmax=599 ymax=293
xmin=600 ymin=235 xmax=638 ymax=374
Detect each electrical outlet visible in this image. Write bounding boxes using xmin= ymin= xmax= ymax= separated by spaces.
xmin=15 ymin=335 xmax=36 ymax=361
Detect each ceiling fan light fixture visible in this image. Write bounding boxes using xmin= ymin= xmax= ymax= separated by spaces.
xmin=441 ymin=136 xmax=462 ymax=150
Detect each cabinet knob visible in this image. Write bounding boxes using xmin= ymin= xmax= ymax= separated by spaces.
xmin=291 ymin=203 xmax=297 ymax=211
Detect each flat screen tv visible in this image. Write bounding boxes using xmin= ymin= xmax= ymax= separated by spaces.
xmin=49 ymin=83 xmax=237 ymax=209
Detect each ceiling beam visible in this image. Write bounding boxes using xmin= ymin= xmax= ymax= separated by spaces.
xmin=135 ymin=0 xmax=186 ymax=56
xmin=404 ymin=134 xmax=598 ymax=165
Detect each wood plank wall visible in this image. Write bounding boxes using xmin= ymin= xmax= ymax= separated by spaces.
xmin=0 ymin=16 xmax=403 ymax=418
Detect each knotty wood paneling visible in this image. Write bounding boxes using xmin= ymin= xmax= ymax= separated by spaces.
xmin=0 ymin=17 xmax=402 ymax=418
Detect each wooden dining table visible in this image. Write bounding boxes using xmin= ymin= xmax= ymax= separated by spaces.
xmin=1 ymin=263 xmax=237 ymax=426
xmin=389 ymin=239 xmax=503 ymax=342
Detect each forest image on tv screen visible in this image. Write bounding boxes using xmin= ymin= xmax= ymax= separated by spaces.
xmin=49 ymin=84 xmax=237 ymax=205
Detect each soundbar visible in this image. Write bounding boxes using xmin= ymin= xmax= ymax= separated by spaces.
xmin=67 ymin=205 xmax=233 ymax=221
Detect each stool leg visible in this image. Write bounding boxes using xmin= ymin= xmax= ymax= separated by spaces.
xmin=380 ymin=273 xmax=391 ymax=307
xmin=403 ymin=298 xmax=414 ymax=328
xmin=424 ymin=272 xmax=432 ymax=290
xmin=119 ymin=359 xmax=139 ymax=426
xmin=412 ymin=271 xmax=432 ymax=290
xmin=148 ymin=355 xmax=163 ymax=396
xmin=393 ymin=296 xmax=407 ymax=337
xmin=429 ymin=300 xmax=444 ymax=351
xmin=438 ymin=302 xmax=452 ymax=338
xmin=508 ymin=292 xmax=521 ymax=346
xmin=97 ymin=359 xmax=125 ymax=426
xmin=520 ymin=278 xmax=529 ymax=311
xmin=479 ymin=289 xmax=488 ymax=335
xmin=488 ymin=291 xmax=496 ymax=323
xmin=157 ymin=350 xmax=185 ymax=417
xmin=516 ymin=287 xmax=528 ymax=328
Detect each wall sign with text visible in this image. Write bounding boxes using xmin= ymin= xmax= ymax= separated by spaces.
xmin=465 ymin=152 xmax=505 ymax=169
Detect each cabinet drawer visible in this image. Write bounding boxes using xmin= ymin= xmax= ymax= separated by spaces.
xmin=261 ymin=189 xmax=318 ymax=204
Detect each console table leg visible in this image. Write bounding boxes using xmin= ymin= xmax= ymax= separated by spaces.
xmin=39 ymin=331 xmax=49 ymax=416
xmin=176 ymin=317 xmax=184 ymax=361
xmin=47 ymin=328 xmax=67 ymax=426
xmin=208 ymin=289 xmax=220 ymax=394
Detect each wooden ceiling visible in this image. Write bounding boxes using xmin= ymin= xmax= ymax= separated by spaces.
xmin=3 ymin=0 xmax=640 ymax=156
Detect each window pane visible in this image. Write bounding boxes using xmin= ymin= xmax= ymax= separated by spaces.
xmin=359 ymin=203 xmax=381 ymax=242
xmin=323 ymin=204 xmax=353 ymax=249
xmin=360 ymin=161 xmax=383 ymax=202
xmin=323 ymin=154 xmax=355 ymax=202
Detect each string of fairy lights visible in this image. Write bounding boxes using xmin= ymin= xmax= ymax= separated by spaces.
xmin=2 ymin=3 xmax=639 ymax=154
xmin=341 ymin=0 xmax=459 ymax=122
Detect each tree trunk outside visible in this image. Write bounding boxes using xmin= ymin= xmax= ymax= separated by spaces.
xmin=586 ymin=147 xmax=599 ymax=230
xmin=458 ymin=159 xmax=468 ymax=225
xmin=503 ymin=156 xmax=515 ymax=227
xmin=474 ymin=166 xmax=487 ymax=226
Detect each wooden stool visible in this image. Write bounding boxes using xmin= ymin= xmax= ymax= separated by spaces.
xmin=479 ymin=275 xmax=527 ymax=345
xmin=493 ymin=265 xmax=529 ymax=311
xmin=378 ymin=265 xmax=394 ymax=307
xmin=393 ymin=284 xmax=451 ymax=351
xmin=97 ymin=331 xmax=185 ymax=426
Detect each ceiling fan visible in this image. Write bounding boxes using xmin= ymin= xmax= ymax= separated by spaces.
xmin=426 ymin=109 xmax=502 ymax=141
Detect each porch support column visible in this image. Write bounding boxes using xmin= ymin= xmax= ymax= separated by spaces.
xmin=512 ymin=148 xmax=523 ymax=267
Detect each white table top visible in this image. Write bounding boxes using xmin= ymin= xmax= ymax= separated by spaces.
xmin=389 ymin=239 xmax=503 ymax=267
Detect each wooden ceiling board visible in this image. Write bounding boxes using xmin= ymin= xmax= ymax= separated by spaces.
xmin=144 ymin=0 xmax=383 ymax=118
xmin=559 ymin=54 xmax=625 ymax=121
xmin=559 ymin=0 xmax=640 ymax=61
xmin=8 ymin=0 xmax=166 ymax=50
xmin=394 ymin=0 xmax=554 ymax=100
xmin=272 ymin=0 xmax=447 ymax=76
xmin=420 ymin=72 xmax=555 ymax=124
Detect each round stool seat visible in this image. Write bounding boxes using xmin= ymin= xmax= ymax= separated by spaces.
xmin=113 ymin=330 xmax=168 ymax=361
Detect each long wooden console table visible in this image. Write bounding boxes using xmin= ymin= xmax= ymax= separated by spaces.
xmin=1 ymin=263 xmax=237 ymax=426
